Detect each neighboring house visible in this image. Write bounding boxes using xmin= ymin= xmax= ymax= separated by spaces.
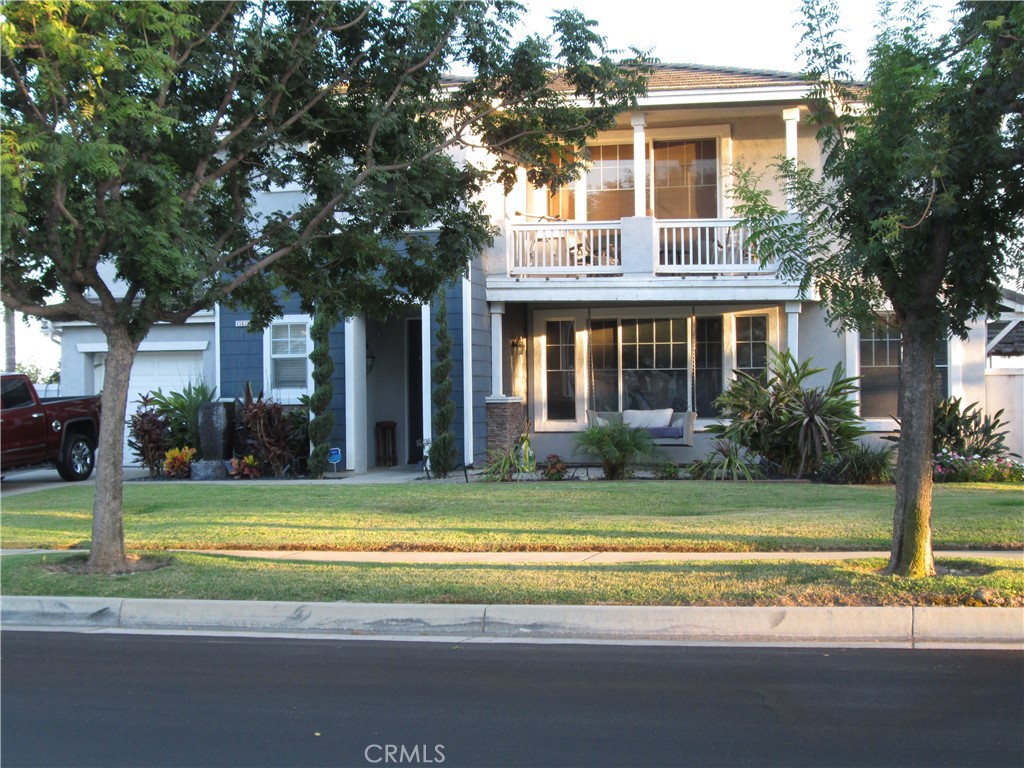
xmin=54 ymin=63 xmax=1023 ymax=469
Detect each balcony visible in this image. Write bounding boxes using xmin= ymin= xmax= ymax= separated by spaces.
xmin=505 ymin=217 xmax=775 ymax=279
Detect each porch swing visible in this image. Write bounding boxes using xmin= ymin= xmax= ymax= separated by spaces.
xmin=584 ymin=311 xmax=697 ymax=446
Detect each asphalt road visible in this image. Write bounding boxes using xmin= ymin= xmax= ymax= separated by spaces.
xmin=2 ymin=631 xmax=1021 ymax=768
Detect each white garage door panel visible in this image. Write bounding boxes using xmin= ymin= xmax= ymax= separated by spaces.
xmin=104 ymin=352 xmax=205 ymax=466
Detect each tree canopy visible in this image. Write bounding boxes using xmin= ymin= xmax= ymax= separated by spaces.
xmin=733 ymin=0 xmax=1023 ymax=576
xmin=0 ymin=0 xmax=651 ymax=572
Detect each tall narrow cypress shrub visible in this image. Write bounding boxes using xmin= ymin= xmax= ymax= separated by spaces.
xmin=306 ymin=304 xmax=335 ymax=478
xmin=428 ymin=291 xmax=457 ymax=478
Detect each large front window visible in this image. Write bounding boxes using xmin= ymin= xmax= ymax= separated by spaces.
xmin=535 ymin=310 xmax=772 ymax=428
xmin=592 ymin=318 xmax=689 ymax=412
xmin=859 ymin=317 xmax=949 ymax=418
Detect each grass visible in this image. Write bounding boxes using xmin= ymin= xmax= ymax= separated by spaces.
xmin=1 ymin=481 xmax=1022 ymax=553
xmin=2 ymin=551 xmax=1021 ymax=607
xmin=3 ymin=481 xmax=1020 ymax=606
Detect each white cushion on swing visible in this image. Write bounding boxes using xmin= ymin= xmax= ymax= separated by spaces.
xmin=622 ymin=408 xmax=673 ymax=429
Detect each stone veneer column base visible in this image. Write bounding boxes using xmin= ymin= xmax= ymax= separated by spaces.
xmin=486 ymin=397 xmax=526 ymax=452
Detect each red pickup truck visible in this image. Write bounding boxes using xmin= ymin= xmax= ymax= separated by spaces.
xmin=1 ymin=372 xmax=101 ymax=481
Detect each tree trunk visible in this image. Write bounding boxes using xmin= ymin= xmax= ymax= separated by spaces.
xmin=86 ymin=328 xmax=141 ymax=574
xmin=4 ymin=306 xmax=16 ymax=371
xmin=887 ymin=321 xmax=937 ymax=577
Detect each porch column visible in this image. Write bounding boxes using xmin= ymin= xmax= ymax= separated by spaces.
xmin=344 ymin=315 xmax=368 ymax=473
xmin=490 ymin=302 xmax=505 ymax=397
xmin=631 ymin=112 xmax=647 ymax=216
xmin=421 ymin=302 xmax=433 ymax=455
xmin=783 ymin=108 xmax=802 ymax=211
xmin=785 ymin=301 xmax=802 ymax=361
xmin=462 ymin=273 xmax=475 ymax=467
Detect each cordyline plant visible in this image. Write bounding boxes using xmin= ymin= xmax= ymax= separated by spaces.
xmin=0 ymin=1 xmax=650 ymax=572
xmin=707 ymin=348 xmax=863 ymax=479
xmin=731 ymin=0 xmax=1023 ymax=576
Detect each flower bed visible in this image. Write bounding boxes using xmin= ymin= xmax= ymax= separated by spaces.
xmin=933 ymin=449 xmax=1024 ymax=483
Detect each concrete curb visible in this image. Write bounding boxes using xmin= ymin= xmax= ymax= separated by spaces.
xmin=3 ymin=596 xmax=1022 ymax=647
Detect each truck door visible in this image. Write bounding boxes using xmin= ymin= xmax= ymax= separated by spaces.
xmin=1 ymin=376 xmax=49 ymax=467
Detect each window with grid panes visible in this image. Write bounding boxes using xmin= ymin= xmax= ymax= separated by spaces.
xmin=620 ymin=318 xmax=688 ymax=411
xmin=859 ymin=317 xmax=948 ymax=418
xmin=735 ymin=316 xmax=769 ymax=378
xmin=545 ymin=320 xmax=576 ymax=420
xmin=269 ymin=322 xmax=309 ymax=390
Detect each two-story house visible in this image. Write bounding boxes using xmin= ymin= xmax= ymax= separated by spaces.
xmin=55 ymin=63 xmax=1024 ymax=469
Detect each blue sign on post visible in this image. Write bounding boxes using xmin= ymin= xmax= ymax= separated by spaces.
xmin=327 ymin=447 xmax=342 ymax=473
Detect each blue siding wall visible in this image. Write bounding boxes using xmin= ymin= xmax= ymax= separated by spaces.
xmin=218 ymin=296 xmax=348 ymax=458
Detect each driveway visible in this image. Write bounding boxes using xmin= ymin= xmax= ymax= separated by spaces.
xmin=0 ymin=466 xmax=149 ymax=498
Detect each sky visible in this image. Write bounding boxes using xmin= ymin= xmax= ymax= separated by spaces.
xmin=3 ymin=0 xmax=960 ymax=378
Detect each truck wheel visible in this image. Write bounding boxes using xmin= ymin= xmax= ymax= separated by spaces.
xmin=57 ymin=433 xmax=95 ymax=481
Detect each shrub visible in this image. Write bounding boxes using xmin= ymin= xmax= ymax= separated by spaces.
xmin=482 ymin=433 xmax=539 ymax=482
xmin=932 ymin=450 xmax=1024 ymax=483
xmin=150 ymin=381 xmax=217 ymax=450
xmin=541 ymin=454 xmax=570 ymax=481
xmin=687 ymin=440 xmax=763 ymax=481
xmin=234 ymin=385 xmax=305 ymax=478
xmin=820 ymin=442 xmax=896 ymax=485
xmin=128 ymin=395 xmax=172 ymax=477
xmin=228 ymin=454 xmax=262 ymax=480
xmin=932 ymin=398 xmax=1010 ymax=459
xmin=887 ymin=398 xmax=1012 ymax=461
xmin=653 ymin=461 xmax=680 ymax=480
xmin=708 ymin=348 xmax=863 ymax=477
xmin=163 ymin=446 xmax=196 ymax=479
xmin=429 ymin=291 xmax=457 ymax=478
xmin=481 ymin=445 xmax=520 ymax=482
xmin=573 ymin=421 xmax=661 ymax=480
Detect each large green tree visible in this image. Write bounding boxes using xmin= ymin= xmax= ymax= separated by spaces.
xmin=733 ymin=0 xmax=1023 ymax=576
xmin=1 ymin=0 xmax=649 ymax=572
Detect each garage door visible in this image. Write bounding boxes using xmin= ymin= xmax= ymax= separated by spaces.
xmin=97 ymin=351 xmax=205 ymax=466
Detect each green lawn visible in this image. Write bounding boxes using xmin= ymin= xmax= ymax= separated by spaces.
xmin=1 ymin=480 xmax=1021 ymax=553
xmin=2 ymin=551 xmax=1022 ymax=607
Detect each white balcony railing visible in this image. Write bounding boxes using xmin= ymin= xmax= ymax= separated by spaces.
xmin=505 ymin=218 xmax=774 ymax=278
xmin=508 ymin=221 xmax=622 ymax=276
xmin=656 ymin=219 xmax=764 ymax=274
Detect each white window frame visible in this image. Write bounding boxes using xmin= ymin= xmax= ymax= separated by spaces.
xmin=263 ymin=314 xmax=314 ymax=404
xmin=531 ymin=305 xmax=779 ymax=432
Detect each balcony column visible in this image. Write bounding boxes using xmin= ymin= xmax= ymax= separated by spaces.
xmin=785 ymin=301 xmax=802 ymax=361
xmin=783 ymin=108 xmax=802 ymax=211
xmin=631 ymin=112 xmax=647 ymax=217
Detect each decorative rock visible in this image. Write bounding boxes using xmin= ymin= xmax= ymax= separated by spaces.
xmin=190 ymin=460 xmax=227 ymax=481
xmin=198 ymin=402 xmax=234 ymax=461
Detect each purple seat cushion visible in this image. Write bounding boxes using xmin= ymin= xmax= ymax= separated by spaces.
xmin=646 ymin=426 xmax=684 ymax=439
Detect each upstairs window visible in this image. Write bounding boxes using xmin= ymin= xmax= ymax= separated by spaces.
xmin=586 ymin=144 xmax=635 ymax=221
xmin=652 ymin=139 xmax=718 ymax=219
